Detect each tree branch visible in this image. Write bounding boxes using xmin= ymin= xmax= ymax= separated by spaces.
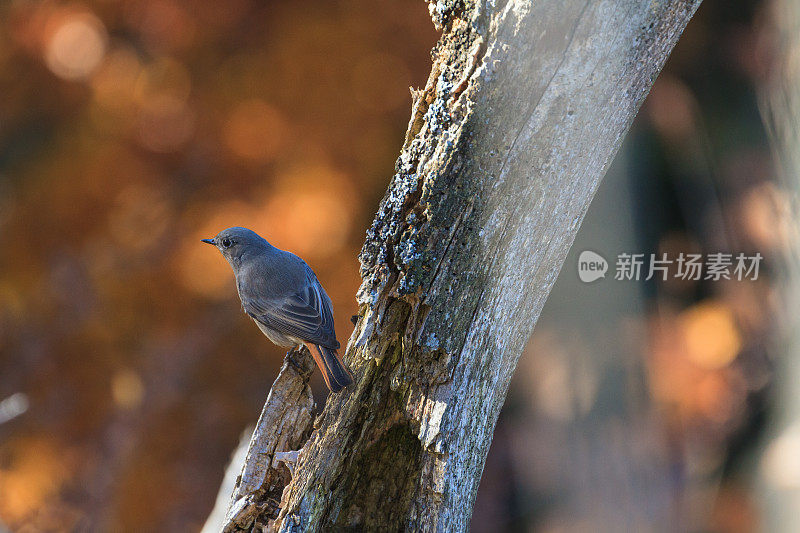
xmin=223 ymin=350 xmax=315 ymax=532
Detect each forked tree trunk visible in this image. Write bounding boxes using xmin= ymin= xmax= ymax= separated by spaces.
xmin=221 ymin=0 xmax=702 ymax=531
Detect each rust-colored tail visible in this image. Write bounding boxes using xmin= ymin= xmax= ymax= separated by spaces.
xmin=306 ymin=343 xmax=354 ymax=392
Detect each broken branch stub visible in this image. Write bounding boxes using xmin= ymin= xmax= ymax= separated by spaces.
xmin=223 ymin=349 xmax=315 ymax=532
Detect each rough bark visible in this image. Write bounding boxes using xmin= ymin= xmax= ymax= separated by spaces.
xmin=223 ymin=350 xmax=315 ymax=531
xmin=223 ymin=0 xmax=702 ymax=531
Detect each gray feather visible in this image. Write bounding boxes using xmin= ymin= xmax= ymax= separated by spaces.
xmin=235 ymin=246 xmax=338 ymax=349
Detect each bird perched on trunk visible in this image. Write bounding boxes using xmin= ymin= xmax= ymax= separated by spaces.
xmin=202 ymin=227 xmax=353 ymax=392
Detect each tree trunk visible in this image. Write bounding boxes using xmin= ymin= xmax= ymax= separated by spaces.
xmin=223 ymin=0 xmax=702 ymax=530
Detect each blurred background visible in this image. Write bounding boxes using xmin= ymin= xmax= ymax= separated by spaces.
xmin=0 ymin=0 xmax=794 ymax=531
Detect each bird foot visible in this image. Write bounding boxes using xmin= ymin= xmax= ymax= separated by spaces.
xmin=285 ymin=349 xmax=303 ymax=371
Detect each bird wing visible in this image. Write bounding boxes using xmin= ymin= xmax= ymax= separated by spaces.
xmin=241 ymin=271 xmax=339 ymax=349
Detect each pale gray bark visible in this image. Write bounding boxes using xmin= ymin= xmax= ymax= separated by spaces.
xmin=222 ymin=0 xmax=702 ymax=530
xmin=203 ymin=427 xmax=251 ymax=533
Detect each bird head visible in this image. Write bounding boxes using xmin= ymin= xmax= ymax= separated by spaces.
xmin=202 ymin=226 xmax=269 ymax=268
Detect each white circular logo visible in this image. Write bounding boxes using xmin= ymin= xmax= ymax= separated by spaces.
xmin=578 ymin=251 xmax=608 ymax=283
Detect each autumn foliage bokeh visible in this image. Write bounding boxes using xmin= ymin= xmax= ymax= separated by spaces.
xmin=0 ymin=0 xmax=788 ymax=531
xmin=0 ymin=1 xmax=435 ymax=530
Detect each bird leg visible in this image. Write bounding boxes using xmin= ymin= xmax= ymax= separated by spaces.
xmin=284 ymin=346 xmax=305 ymax=371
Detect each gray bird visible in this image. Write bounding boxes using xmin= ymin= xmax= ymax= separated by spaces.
xmin=202 ymin=227 xmax=353 ymax=392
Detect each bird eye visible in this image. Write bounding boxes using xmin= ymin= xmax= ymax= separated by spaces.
xmin=222 ymin=238 xmax=231 ymax=248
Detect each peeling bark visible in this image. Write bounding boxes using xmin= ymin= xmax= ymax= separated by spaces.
xmin=223 ymin=350 xmax=315 ymax=532
xmin=224 ymin=0 xmax=702 ymax=531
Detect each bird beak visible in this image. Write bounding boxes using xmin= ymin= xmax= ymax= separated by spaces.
xmin=201 ymin=238 xmax=216 ymax=245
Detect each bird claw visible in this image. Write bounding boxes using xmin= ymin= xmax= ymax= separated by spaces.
xmin=285 ymin=349 xmax=303 ymax=371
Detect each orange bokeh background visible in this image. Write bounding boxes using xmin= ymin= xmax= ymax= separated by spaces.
xmin=0 ymin=0 xmax=787 ymax=531
xmin=0 ymin=0 xmax=435 ymax=530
